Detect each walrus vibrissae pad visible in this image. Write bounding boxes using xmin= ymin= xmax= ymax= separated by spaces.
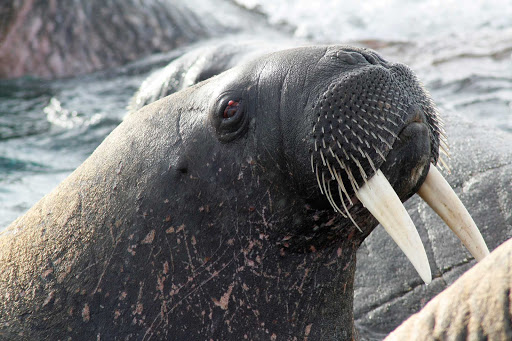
xmin=310 ymin=51 xmax=489 ymax=283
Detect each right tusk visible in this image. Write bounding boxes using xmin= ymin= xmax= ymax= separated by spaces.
xmin=356 ymin=169 xmax=432 ymax=284
xmin=417 ymin=164 xmax=490 ymax=261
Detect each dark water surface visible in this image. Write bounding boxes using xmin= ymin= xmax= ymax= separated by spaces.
xmin=0 ymin=57 xmax=167 ymax=227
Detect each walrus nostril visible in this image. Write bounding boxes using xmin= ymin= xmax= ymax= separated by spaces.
xmin=332 ymin=48 xmax=387 ymax=66
xmin=334 ymin=51 xmax=368 ymax=65
xmin=398 ymin=122 xmax=429 ymax=142
xmin=360 ymin=52 xmax=379 ymax=65
xmin=404 ymin=103 xmax=427 ymax=125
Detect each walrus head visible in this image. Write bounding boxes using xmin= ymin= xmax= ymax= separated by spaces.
xmin=154 ymin=45 xmax=489 ymax=338
xmin=168 ymin=45 xmax=489 ymax=338
xmin=0 ymin=45 xmax=489 ymax=340
xmin=206 ymin=45 xmax=488 ymax=283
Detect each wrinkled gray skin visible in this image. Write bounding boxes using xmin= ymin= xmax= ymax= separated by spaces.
xmin=0 ymin=0 xmax=268 ymax=79
xmin=127 ymin=41 xmax=296 ymax=115
xmin=0 ymin=46 xmax=440 ymax=340
xmin=131 ymin=42 xmax=512 ymax=340
xmin=128 ymin=40 xmax=296 ymax=114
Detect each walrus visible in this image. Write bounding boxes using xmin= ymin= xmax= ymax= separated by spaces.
xmin=385 ymin=237 xmax=512 ymax=340
xmin=0 ymin=46 xmax=489 ymax=340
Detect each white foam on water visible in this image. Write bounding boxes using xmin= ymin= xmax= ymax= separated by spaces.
xmin=234 ymin=0 xmax=512 ymax=42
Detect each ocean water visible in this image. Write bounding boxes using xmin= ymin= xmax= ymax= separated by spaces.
xmin=0 ymin=69 xmax=149 ymax=228
xmin=1 ymin=0 xmax=511 ymax=229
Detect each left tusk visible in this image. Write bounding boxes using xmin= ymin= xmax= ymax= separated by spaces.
xmin=356 ymin=169 xmax=432 ymax=284
xmin=417 ymin=164 xmax=490 ymax=261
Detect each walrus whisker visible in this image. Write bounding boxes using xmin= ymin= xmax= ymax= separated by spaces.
xmin=325 ymin=159 xmax=336 ymax=181
xmin=350 ymin=154 xmax=369 ymax=188
xmin=322 ymin=172 xmax=338 ymax=213
xmin=333 ymin=157 xmax=353 ymax=206
xmin=385 ymin=117 xmax=399 ymax=127
xmin=362 ymin=139 xmax=371 ymax=149
xmin=344 ymin=166 xmax=360 ymax=194
xmin=377 ymin=133 xmax=393 ymax=149
xmin=320 ymin=149 xmax=327 ymax=166
xmin=437 ymin=128 xmax=451 ymax=172
xmin=440 ymin=140 xmax=450 ymax=157
xmin=382 ymin=125 xmax=398 ymax=139
xmin=358 ymin=124 xmax=370 ymax=137
xmin=437 ymin=156 xmax=451 ymax=174
xmin=315 ymin=163 xmax=324 ymax=195
xmin=343 ymin=134 xmax=350 ymax=145
xmin=327 ymin=178 xmax=345 ymax=216
xmin=357 ymin=146 xmax=366 ymax=158
xmin=310 ymin=153 xmax=315 ymax=173
xmin=328 ymin=146 xmax=336 ymax=158
xmin=334 ymin=153 xmax=345 ymax=169
xmin=372 ymin=144 xmax=387 ymax=162
xmin=355 ymin=134 xmax=364 ymax=146
xmin=364 ymin=151 xmax=377 ymax=174
xmin=334 ymin=171 xmax=359 ymax=225
xmin=342 ymin=148 xmax=350 ymax=161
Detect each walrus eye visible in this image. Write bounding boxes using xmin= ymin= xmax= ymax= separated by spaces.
xmin=223 ymin=100 xmax=240 ymax=119
xmin=211 ymin=95 xmax=249 ymax=143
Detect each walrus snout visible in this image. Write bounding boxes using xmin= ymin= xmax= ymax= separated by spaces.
xmin=309 ymin=63 xmax=431 ymax=208
xmin=308 ymin=57 xmax=488 ymax=283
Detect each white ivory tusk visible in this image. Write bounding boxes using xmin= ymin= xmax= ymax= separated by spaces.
xmin=356 ymin=169 xmax=432 ymax=284
xmin=417 ymin=164 xmax=490 ymax=261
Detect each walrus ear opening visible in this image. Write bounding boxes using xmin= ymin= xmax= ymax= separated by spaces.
xmin=210 ymin=93 xmax=250 ymax=143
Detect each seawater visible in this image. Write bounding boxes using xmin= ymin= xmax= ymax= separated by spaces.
xmin=1 ymin=0 xmax=511 ymax=229
xmin=0 ymin=66 xmax=151 ymax=228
